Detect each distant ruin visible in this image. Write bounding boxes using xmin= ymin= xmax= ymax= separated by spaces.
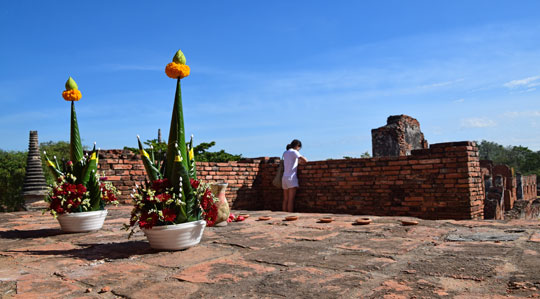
xmin=22 ymin=131 xmax=47 ymax=209
xmin=481 ymin=160 xmax=538 ymax=220
xmin=371 ymin=115 xmax=429 ymax=157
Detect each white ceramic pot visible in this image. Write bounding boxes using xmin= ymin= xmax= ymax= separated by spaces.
xmin=143 ymin=220 xmax=206 ymax=250
xmin=57 ymin=210 xmax=108 ymax=233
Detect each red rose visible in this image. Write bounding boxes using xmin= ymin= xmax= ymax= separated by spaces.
xmin=200 ymin=188 xmax=213 ymax=210
xmin=204 ymin=203 xmax=219 ymax=227
xmin=190 ymin=178 xmax=200 ymax=189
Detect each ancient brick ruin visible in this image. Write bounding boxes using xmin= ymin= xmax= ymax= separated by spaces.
xmin=97 ymin=142 xmax=484 ymax=220
xmin=22 ymin=131 xmax=47 ymax=209
xmin=480 ymin=160 xmax=538 ymax=220
xmin=95 ymin=115 xmax=537 ymax=220
xmin=371 ymin=115 xmax=428 ymax=157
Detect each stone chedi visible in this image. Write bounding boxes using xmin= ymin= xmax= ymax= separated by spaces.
xmin=371 ymin=114 xmax=428 ymax=157
xmin=22 ymin=131 xmax=48 ymax=208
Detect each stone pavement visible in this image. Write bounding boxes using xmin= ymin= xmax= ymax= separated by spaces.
xmin=1 ymin=206 xmax=539 ymax=298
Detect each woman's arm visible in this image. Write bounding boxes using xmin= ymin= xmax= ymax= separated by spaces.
xmin=298 ymin=156 xmax=308 ymax=164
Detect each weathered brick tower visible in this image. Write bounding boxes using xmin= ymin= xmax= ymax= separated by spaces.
xmin=371 ymin=115 xmax=428 ymax=157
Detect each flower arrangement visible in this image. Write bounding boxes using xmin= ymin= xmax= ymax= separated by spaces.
xmin=126 ymin=50 xmax=218 ymax=236
xmin=43 ymin=77 xmax=119 ymax=217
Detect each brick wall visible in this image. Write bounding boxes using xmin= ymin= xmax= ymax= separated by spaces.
xmin=196 ymin=159 xmax=274 ymax=210
xmin=521 ymin=175 xmax=537 ymax=201
xmin=97 ymin=150 xmax=147 ymax=199
xmin=261 ymin=141 xmax=483 ymax=219
xmin=96 ymin=149 xmax=274 ymax=209
xmin=97 ymin=141 xmax=485 ymax=219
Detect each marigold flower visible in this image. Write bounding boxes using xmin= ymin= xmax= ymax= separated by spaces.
xmin=62 ymin=89 xmax=82 ymax=101
xmin=165 ymin=62 xmax=190 ymax=79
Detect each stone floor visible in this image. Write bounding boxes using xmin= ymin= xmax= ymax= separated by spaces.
xmin=1 ymin=206 xmax=539 ymax=298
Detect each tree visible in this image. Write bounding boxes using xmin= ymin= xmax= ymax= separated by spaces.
xmin=193 ymin=141 xmax=242 ymax=162
xmin=477 ymin=140 xmax=540 ymax=179
xmin=40 ymin=141 xmax=73 ymax=184
xmin=125 ymin=140 xmax=242 ymax=163
xmin=343 ymin=151 xmax=371 ymax=159
xmin=0 ymin=150 xmax=27 ymax=211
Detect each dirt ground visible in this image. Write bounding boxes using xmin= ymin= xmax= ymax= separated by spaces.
xmin=1 ymin=206 xmax=539 ymax=298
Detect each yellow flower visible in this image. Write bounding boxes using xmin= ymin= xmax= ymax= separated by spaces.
xmin=62 ymin=89 xmax=82 ymax=101
xmin=165 ymin=62 xmax=190 ymax=79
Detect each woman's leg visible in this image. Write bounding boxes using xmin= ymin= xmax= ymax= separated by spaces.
xmin=287 ymin=187 xmax=297 ymax=212
xmin=282 ymin=188 xmax=289 ymax=211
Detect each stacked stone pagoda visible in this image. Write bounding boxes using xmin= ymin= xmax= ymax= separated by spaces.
xmin=22 ymin=131 xmax=48 ymax=209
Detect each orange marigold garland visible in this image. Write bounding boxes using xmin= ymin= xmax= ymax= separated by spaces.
xmin=165 ymin=62 xmax=190 ymax=79
xmin=62 ymin=76 xmax=82 ymax=101
xmin=62 ymin=89 xmax=82 ymax=101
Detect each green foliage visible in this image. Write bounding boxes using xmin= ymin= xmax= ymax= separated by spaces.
xmin=39 ymin=141 xmax=71 ymax=184
xmin=343 ymin=151 xmax=371 ymax=159
xmin=477 ymin=140 xmax=540 ymax=178
xmin=0 ymin=150 xmax=27 ymax=211
xmin=193 ymin=141 xmax=242 ymax=162
xmin=126 ymin=139 xmax=242 ymax=163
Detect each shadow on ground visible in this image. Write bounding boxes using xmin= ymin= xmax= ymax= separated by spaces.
xmin=5 ymin=240 xmax=155 ymax=260
xmin=0 ymin=228 xmax=64 ymax=239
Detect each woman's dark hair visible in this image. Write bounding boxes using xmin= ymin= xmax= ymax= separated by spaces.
xmin=286 ymin=139 xmax=302 ymax=150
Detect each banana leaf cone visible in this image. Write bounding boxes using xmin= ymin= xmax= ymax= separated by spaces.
xmin=138 ymin=136 xmax=162 ymax=182
xmin=70 ymin=101 xmax=84 ymax=164
xmin=165 ymin=78 xmax=189 ymax=180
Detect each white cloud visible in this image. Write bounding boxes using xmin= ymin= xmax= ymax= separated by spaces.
xmin=504 ymin=111 xmax=540 ymax=118
xmin=503 ymin=75 xmax=540 ymax=88
xmin=453 ymin=98 xmax=465 ymax=103
xmin=460 ymin=118 xmax=496 ymax=128
xmin=421 ymin=78 xmax=464 ymax=89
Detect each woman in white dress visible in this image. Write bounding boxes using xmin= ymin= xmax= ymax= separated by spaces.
xmin=282 ymin=139 xmax=308 ymax=212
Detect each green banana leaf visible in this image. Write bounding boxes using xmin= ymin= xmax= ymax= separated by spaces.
xmin=80 ymin=145 xmax=98 ymax=186
xmin=169 ymin=155 xmax=187 ymax=223
xmin=188 ymin=135 xmax=197 ymax=179
xmin=73 ymin=158 xmax=85 ymax=184
xmin=70 ymin=101 xmax=84 ymax=164
xmin=171 ymin=154 xmax=197 ymax=222
xmin=138 ymin=136 xmax=162 ymax=182
xmin=87 ymin=170 xmax=102 ymax=211
xmin=165 ymin=78 xmax=189 ymax=180
xmin=43 ymin=152 xmax=63 ymax=179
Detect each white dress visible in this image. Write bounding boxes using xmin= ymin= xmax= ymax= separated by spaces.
xmin=281 ymin=149 xmax=301 ymax=189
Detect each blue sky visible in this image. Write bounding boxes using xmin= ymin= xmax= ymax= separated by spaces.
xmin=1 ymin=1 xmax=540 ymax=160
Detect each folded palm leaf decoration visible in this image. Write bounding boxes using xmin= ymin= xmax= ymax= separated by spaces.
xmin=43 ymin=77 xmax=119 ymax=216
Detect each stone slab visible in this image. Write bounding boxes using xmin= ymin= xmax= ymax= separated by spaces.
xmin=1 ymin=206 xmax=540 ymax=298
